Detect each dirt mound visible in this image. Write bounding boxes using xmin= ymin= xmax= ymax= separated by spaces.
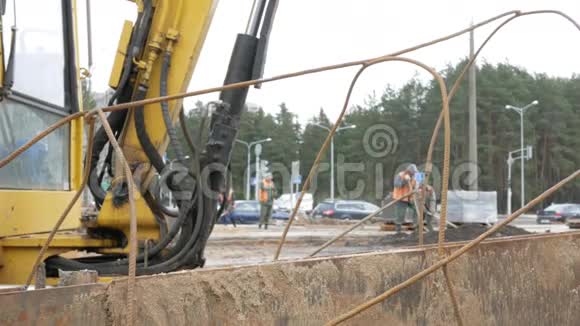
xmin=351 ymin=224 xmax=531 ymax=247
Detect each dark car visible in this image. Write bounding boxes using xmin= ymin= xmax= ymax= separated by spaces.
xmin=564 ymin=206 xmax=580 ymax=228
xmin=536 ymin=203 xmax=580 ymax=224
xmin=218 ymin=200 xmax=289 ymax=225
xmin=310 ymin=200 xmax=380 ymax=220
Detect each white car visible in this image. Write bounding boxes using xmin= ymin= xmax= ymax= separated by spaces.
xmin=274 ymin=193 xmax=313 ymax=213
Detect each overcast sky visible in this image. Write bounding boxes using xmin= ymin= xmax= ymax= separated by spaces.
xmin=78 ymin=0 xmax=580 ymax=124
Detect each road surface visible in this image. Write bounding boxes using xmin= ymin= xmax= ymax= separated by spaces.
xmin=205 ymin=215 xmax=572 ymax=267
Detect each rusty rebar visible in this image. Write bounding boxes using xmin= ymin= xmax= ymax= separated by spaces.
xmin=326 ymin=169 xmax=580 ymax=325
xmin=0 ymin=11 xmax=519 ymax=171
xmin=274 ymin=56 xmax=449 ymax=260
xmin=95 ymin=109 xmax=138 ymax=326
xmin=417 ymin=11 xmax=580 ymax=326
xmin=307 ymin=190 xmax=417 ymax=258
xmin=1 ymin=10 xmax=577 ymax=325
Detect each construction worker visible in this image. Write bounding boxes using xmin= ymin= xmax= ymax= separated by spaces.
xmin=259 ymin=174 xmax=276 ymax=229
xmin=392 ymin=164 xmax=418 ymax=233
xmin=219 ymin=187 xmax=236 ymax=227
xmin=422 ymin=185 xmax=436 ymax=232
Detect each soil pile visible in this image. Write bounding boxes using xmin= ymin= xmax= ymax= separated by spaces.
xmin=350 ymin=224 xmax=531 ymax=247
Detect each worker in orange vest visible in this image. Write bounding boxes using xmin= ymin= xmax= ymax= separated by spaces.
xmin=392 ymin=164 xmax=418 ymax=233
xmin=259 ymin=174 xmax=276 ymax=229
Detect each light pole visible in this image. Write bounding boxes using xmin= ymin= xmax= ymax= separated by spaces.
xmin=507 ymin=154 xmax=513 ymax=215
xmin=506 ymin=146 xmax=532 ymax=214
xmin=505 ymin=100 xmax=538 ymax=208
xmin=236 ymin=137 xmax=272 ymax=200
xmin=313 ymin=123 xmax=356 ymax=201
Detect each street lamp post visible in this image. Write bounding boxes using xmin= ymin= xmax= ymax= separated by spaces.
xmin=313 ymin=123 xmax=356 ymax=201
xmin=505 ymin=100 xmax=538 ymax=208
xmin=507 ymin=154 xmax=513 ymax=215
xmin=236 ymin=137 xmax=272 ymax=200
xmin=506 ymin=146 xmax=533 ymax=215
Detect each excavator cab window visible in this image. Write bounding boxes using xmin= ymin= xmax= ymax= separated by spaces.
xmin=0 ymin=0 xmax=77 ymax=190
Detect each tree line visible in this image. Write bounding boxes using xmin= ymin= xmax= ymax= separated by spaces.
xmin=181 ymin=60 xmax=580 ymax=212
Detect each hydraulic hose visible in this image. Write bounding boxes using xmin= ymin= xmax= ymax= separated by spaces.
xmin=75 ymin=32 xmax=194 ymax=275
xmin=94 ymin=188 xmax=196 ymax=268
xmin=88 ymin=110 xmax=128 ymax=205
xmin=47 ymin=108 xmax=208 ymax=275
xmin=142 ymin=190 xmax=168 ymax=236
xmin=64 ymin=174 xmax=199 ymax=273
xmin=49 ymin=0 xmax=257 ymax=276
xmin=46 ymin=178 xmax=204 ymax=276
xmin=107 ymin=0 xmax=153 ymax=106
xmin=160 ymin=51 xmax=185 ymax=161
xmin=133 ymin=86 xmax=166 ymax=172
xmin=88 ymin=0 xmax=154 ymax=204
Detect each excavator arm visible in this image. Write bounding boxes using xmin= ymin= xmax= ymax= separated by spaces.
xmin=0 ymin=0 xmax=278 ymax=283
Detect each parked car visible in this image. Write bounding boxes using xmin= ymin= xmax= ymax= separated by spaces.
xmin=536 ymin=203 xmax=580 ymax=224
xmin=563 ymin=205 xmax=580 ymax=228
xmin=310 ymin=200 xmax=380 ymax=220
xmin=274 ymin=193 xmax=314 ymax=213
xmin=218 ymin=200 xmax=289 ymax=224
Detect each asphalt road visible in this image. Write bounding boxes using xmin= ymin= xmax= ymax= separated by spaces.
xmin=499 ymin=214 xmax=570 ymax=233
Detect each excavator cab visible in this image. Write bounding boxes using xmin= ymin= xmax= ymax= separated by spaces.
xmin=0 ymin=0 xmax=78 ymax=192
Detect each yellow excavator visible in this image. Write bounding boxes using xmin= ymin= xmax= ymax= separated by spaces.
xmin=0 ymin=0 xmax=278 ymax=284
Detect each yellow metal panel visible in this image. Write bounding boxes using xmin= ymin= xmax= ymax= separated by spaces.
xmin=108 ymin=21 xmax=134 ymax=89
xmin=0 ymin=190 xmax=81 ymax=237
xmin=96 ymin=191 xmax=160 ymax=250
xmin=70 ymin=0 xmax=84 ymax=190
xmin=0 ymin=233 xmax=113 ymax=284
xmin=0 ymin=247 xmax=63 ymax=284
xmin=1 ymin=233 xmax=115 ymax=248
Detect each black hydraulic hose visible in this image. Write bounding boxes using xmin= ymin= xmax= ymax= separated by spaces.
xmin=46 ymin=0 xmax=207 ymax=276
xmin=160 ymin=51 xmax=185 ymax=161
xmin=107 ymin=0 xmax=152 ymax=106
xmin=189 ymin=168 xmax=221 ymax=266
xmin=63 ymin=125 xmax=207 ymax=275
xmin=130 ymin=145 xmax=207 ymax=274
xmin=149 ymin=172 xmax=218 ymax=273
xmin=134 ymin=169 xmax=207 ymax=274
xmin=66 ymin=178 xmax=200 ymax=272
xmin=143 ymin=190 xmax=168 ymax=236
xmin=88 ymin=110 xmax=128 ymax=205
xmin=133 ymin=85 xmax=166 ymax=172
xmin=88 ymin=0 xmax=154 ymax=203
xmin=48 ymin=155 xmax=203 ymax=274
xmin=46 ymin=175 xmax=204 ymax=275
xmin=129 ymin=1 xmax=163 ymax=175
xmin=96 ymin=188 xmax=196 ymax=268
